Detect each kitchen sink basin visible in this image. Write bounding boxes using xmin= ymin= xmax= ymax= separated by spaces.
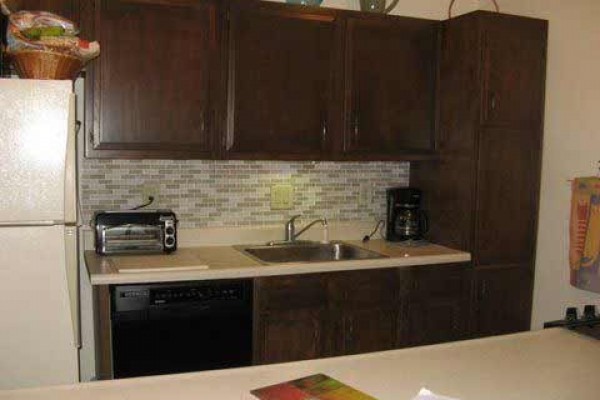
xmin=236 ymin=241 xmax=388 ymax=264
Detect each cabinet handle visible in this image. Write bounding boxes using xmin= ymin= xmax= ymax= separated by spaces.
xmin=348 ymin=320 xmax=354 ymax=343
xmin=321 ymin=120 xmax=327 ymax=147
xmin=353 ymin=113 xmax=359 ymax=143
xmin=201 ymin=108 xmax=207 ymax=135
xmin=452 ymin=311 xmax=459 ymax=332
xmin=479 ymin=280 xmax=488 ymax=301
xmin=490 ymin=94 xmax=497 ymax=111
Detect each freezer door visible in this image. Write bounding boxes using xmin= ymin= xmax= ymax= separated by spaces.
xmin=0 ymin=79 xmax=73 ymax=224
xmin=0 ymin=225 xmax=79 ymax=389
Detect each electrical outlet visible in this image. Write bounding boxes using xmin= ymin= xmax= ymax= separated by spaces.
xmin=271 ymin=184 xmax=294 ymax=210
xmin=141 ymin=184 xmax=159 ymax=204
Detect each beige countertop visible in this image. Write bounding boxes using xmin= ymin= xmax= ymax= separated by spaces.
xmin=85 ymin=240 xmax=471 ymax=285
xmin=2 ymin=328 xmax=599 ymax=400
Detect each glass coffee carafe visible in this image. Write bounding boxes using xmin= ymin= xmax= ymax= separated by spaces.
xmin=386 ymin=187 xmax=429 ymax=241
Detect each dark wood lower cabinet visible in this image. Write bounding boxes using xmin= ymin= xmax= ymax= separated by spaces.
xmin=255 ymin=308 xmax=330 ymax=364
xmin=408 ymin=300 xmax=464 ymax=346
xmin=407 ymin=264 xmax=468 ymax=346
xmin=328 ymin=268 xmax=402 ymax=356
xmin=471 ymin=266 xmax=533 ymax=337
xmin=337 ymin=307 xmax=398 ymax=355
xmin=254 ymin=273 xmax=330 ymax=364
xmin=254 ymin=264 xmax=470 ymax=365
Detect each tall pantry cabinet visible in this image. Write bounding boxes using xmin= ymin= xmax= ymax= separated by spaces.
xmin=411 ymin=11 xmax=548 ymax=338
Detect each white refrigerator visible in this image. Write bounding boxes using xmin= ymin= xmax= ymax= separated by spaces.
xmin=0 ymin=79 xmax=80 ymax=389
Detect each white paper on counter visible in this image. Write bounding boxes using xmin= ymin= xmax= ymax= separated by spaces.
xmin=412 ymin=388 xmax=460 ymax=400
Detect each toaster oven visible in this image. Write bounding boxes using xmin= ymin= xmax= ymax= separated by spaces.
xmin=93 ymin=210 xmax=177 ymax=255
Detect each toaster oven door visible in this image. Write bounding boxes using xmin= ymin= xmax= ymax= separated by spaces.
xmin=100 ymin=224 xmax=163 ymax=254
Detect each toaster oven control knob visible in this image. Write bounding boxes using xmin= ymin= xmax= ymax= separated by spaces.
xmin=165 ymin=227 xmax=175 ymax=235
xmin=166 ymin=237 xmax=175 ymax=247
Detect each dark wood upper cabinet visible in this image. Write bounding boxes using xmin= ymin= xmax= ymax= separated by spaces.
xmin=81 ymin=0 xmax=440 ymax=160
xmin=225 ymin=1 xmax=341 ymax=160
xmin=341 ymin=15 xmax=438 ymax=160
xmin=85 ymin=0 xmax=220 ymax=159
xmin=481 ymin=16 xmax=547 ymax=127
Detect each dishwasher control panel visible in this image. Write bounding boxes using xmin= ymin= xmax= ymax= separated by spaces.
xmin=112 ymin=280 xmax=251 ymax=312
xmin=151 ymin=284 xmax=245 ymax=304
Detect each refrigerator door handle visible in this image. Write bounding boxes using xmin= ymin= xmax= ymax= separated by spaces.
xmin=64 ymin=94 xmax=77 ymax=225
xmin=65 ymin=226 xmax=81 ymax=349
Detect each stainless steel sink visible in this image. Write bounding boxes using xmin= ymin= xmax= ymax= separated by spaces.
xmin=235 ymin=241 xmax=388 ymax=264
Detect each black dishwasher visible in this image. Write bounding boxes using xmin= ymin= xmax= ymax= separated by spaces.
xmin=110 ymin=279 xmax=253 ymax=378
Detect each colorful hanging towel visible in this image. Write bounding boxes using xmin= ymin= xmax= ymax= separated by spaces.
xmin=569 ymin=177 xmax=600 ymax=293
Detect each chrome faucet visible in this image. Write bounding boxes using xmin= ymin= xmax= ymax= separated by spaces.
xmin=285 ymin=215 xmax=301 ymax=242
xmin=284 ymin=215 xmax=328 ymax=242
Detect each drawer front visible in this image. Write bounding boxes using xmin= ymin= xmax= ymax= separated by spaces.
xmin=256 ymin=274 xmax=327 ymax=311
xmin=329 ymin=269 xmax=397 ymax=308
xmin=412 ymin=263 xmax=467 ymax=299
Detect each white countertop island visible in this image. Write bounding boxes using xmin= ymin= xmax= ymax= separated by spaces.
xmin=1 ymin=328 xmax=599 ymax=400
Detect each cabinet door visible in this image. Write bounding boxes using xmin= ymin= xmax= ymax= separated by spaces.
xmin=226 ymin=1 xmax=340 ymax=160
xmin=87 ymin=0 xmax=218 ymax=158
xmin=254 ymin=274 xmax=330 ymax=364
xmin=256 ymin=274 xmax=327 ymax=311
xmin=342 ymin=16 xmax=438 ymax=159
xmin=408 ymin=300 xmax=464 ymax=346
xmin=329 ymin=269 xmax=397 ymax=308
xmin=339 ymin=308 xmax=397 ymax=355
xmin=408 ymin=264 xmax=467 ymax=346
xmin=255 ymin=309 xmax=329 ymax=364
xmin=472 ymin=266 xmax=533 ymax=337
xmin=481 ymin=14 xmax=547 ymax=128
xmin=330 ymin=269 xmax=399 ymax=355
xmin=475 ymin=127 xmax=541 ymax=266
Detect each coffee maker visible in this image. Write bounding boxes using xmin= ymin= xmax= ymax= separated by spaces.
xmin=386 ymin=187 xmax=428 ymax=241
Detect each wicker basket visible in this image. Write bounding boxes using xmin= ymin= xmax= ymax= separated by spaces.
xmin=8 ymin=49 xmax=83 ymax=80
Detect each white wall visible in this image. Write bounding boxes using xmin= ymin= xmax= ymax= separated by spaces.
xmin=481 ymin=0 xmax=600 ymax=328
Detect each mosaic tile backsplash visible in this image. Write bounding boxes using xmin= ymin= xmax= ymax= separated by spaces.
xmin=80 ymin=160 xmax=409 ymax=228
